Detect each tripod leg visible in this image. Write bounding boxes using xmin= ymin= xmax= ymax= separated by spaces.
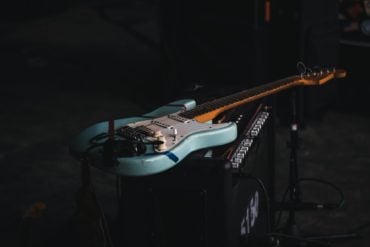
xmin=305 ymin=232 xmax=359 ymax=241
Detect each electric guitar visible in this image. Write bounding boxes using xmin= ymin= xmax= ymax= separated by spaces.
xmin=69 ymin=68 xmax=346 ymax=177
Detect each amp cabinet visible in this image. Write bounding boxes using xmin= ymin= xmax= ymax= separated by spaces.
xmin=116 ymin=102 xmax=274 ymax=247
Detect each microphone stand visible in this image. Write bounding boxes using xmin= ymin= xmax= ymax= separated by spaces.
xmin=281 ymin=88 xmax=305 ymax=246
xmin=276 ymin=87 xmax=359 ymax=247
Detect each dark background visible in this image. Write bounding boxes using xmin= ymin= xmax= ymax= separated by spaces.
xmin=1 ymin=0 xmax=370 ymax=246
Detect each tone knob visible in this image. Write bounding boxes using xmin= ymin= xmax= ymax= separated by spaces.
xmin=155 ymin=136 xmax=167 ymax=151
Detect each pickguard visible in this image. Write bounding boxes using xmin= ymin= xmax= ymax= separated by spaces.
xmin=69 ymin=99 xmax=237 ymax=176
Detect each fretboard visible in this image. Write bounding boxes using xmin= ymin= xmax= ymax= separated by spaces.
xmin=179 ymin=76 xmax=300 ymax=121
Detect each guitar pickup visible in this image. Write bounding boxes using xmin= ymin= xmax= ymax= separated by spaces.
xmin=168 ymin=114 xmax=191 ymax=123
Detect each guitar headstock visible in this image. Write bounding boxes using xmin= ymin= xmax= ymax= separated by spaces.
xmin=298 ymin=68 xmax=347 ymax=86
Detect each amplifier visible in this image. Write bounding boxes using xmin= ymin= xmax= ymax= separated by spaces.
xmin=117 ymin=101 xmax=274 ymax=247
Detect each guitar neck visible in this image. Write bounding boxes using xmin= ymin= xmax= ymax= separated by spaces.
xmin=180 ymin=76 xmax=300 ymax=122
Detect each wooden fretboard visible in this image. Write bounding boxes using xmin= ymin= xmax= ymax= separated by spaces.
xmin=179 ymin=76 xmax=300 ymax=122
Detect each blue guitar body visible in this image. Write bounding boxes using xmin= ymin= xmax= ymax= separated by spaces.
xmin=69 ymin=99 xmax=237 ymax=177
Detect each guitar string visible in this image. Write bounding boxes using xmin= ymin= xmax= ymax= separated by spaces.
xmin=179 ymin=76 xmax=297 ymax=119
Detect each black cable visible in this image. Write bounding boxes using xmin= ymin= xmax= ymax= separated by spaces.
xmin=297 ymin=177 xmax=345 ymax=208
xmin=94 ymin=3 xmax=161 ymax=51
xmin=268 ymin=233 xmax=330 ymax=247
xmin=274 ymin=184 xmax=290 ymax=230
xmin=353 ymin=221 xmax=370 ymax=232
xmin=96 ymin=199 xmax=115 ymax=247
xmin=273 ymin=177 xmax=345 ymax=231
xmin=116 ymin=175 xmax=121 ymax=204
xmin=83 ymin=142 xmax=105 ymax=155
xmin=78 ymin=157 xmax=116 ymax=247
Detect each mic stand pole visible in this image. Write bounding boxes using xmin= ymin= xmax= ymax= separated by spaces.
xmin=282 ymin=88 xmax=303 ymax=245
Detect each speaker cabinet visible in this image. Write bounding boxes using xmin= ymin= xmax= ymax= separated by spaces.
xmin=118 ymin=158 xmax=270 ymax=247
xmin=116 ymin=104 xmax=274 ymax=247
